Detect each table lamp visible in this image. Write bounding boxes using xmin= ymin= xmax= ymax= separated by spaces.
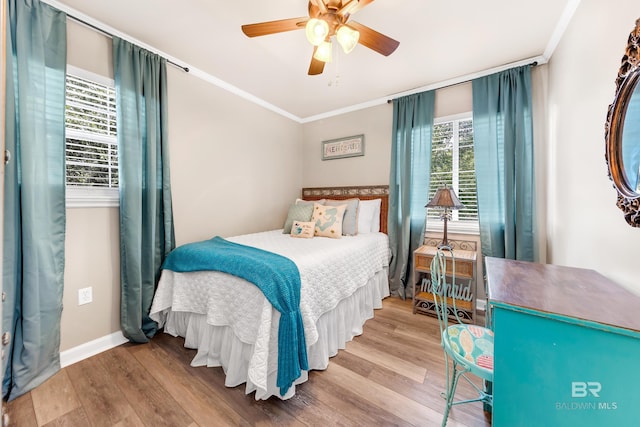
xmin=426 ymin=185 xmax=465 ymax=248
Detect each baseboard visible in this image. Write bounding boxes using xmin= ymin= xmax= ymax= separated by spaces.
xmin=60 ymin=331 xmax=128 ymax=368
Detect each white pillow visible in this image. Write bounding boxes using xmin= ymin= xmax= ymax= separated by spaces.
xmin=369 ymin=198 xmax=382 ymax=232
xmin=357 ymin=198 xmax=382 ymax=233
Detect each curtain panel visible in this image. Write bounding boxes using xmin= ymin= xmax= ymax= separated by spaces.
xmin=388 ymin=91 xmax=435 ymax=298
xmin=113 ymin=37 xmax=175 ymax=343
xmin=3 ymin=0 xmax=66 ymax=400
xmin=472 ymin=65 xmax=535 ymax=261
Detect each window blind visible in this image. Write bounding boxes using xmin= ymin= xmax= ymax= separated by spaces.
xmin=65 ymin=74 xmax=118 ymax=188
xmin=428 ymin=118 xmax=478 ymax=223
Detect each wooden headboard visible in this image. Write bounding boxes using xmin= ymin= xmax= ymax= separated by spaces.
xmin=301 ymin=185 xmax=389 ymax=234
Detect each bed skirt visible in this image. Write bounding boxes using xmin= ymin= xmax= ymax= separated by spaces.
xmin=158 ymin=267 xmax=389 ymax=400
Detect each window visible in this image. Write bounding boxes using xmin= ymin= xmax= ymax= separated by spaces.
xmin=427 ymin=113 xmax=478 ymax=232
xmin=65 ymin=66 xmax=118 ymax=207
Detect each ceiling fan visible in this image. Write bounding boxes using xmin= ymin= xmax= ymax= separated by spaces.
xmin=241 ymin=0 xmax=400 ymax=75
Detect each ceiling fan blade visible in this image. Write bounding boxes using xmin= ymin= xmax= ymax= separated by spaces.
xmin=348 ymin=20 xmax=399 ymax=56
xmin=308 ymin=49 xmax=326 ymax=75
xmin=349 ymin=0 xmax=374 ymax=14
xmin=241 ymin=17 xmax=307 ymax=37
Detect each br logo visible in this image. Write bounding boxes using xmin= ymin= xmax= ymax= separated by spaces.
xmin=571 ymin=381 xmax=601 ymax=398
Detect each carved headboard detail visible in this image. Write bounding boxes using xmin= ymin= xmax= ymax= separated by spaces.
xmin=301 ymin=185 xmax=389 ymax=234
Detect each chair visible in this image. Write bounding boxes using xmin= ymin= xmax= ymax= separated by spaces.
xmin=429 ymin=246 xmax=493 ymax=426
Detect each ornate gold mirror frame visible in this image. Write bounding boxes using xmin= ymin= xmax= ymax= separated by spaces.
xmin=605 ymin=18 xmax=640 ymax=227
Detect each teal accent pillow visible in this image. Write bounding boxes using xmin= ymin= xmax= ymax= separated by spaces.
xmin=325 ymin=198 xmax=359 ymax=235
xmin=283 ymin=203 xmax=314 ymax=234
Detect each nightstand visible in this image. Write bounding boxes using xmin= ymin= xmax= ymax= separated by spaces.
xmin=412 ymin=245 xmax=477 ymax=323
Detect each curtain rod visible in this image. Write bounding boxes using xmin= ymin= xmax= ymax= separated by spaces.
xmin=386 ymin=60 xmax=539 ymax=104
xmin=67 ymin=15 xmax=189 ymax=73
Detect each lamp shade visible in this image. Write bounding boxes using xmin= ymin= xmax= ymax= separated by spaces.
xmin=426 ymin=185 xmax=464 ymax=248
xmin=336 ymin=25 xmax=359 ymax=54
xmin=313 ymin=40 xmax=333 ymax=63
xmin=305 ymin=18 xmax=329 ymax=46
xmin=426 ymin=186 xmax=465 ymax=210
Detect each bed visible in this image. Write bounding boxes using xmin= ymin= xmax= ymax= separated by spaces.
xmin=149 ymin=185 xmax=390 ymax=400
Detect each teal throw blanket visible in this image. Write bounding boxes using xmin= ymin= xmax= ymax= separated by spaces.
xmin=162 ymin=236 xmax=309 ymax=396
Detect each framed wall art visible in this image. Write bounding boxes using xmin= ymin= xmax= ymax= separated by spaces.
xmin=321 ymin=134 xmax=365 ymax=160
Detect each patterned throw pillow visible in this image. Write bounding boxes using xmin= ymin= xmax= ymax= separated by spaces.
xmin=325 ymin=198 xmax=359 ymax=235
xmin=291 ymin=221 xmax=315 ymax=238
xmin=311 ymin=202 xmax=346 ymax=238
xmin=282 ymin=203 xmax=314 ymax=234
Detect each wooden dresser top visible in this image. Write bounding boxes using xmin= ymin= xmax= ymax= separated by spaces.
xmin=485 ymin=257 xmax=640 ymax=334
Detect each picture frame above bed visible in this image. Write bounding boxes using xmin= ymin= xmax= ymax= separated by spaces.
xmin=321 ymin=134 xmax=365 ymax=160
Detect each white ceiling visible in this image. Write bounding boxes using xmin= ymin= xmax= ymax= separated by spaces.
xmin=47 ymin=0 xmax=577 ymax=121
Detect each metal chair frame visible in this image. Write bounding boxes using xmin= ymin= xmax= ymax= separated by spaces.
xmin=430 ymin=246 xmax=493 ymax=426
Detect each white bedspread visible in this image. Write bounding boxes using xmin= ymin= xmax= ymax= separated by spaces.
xmin=149 ymin=230 xmax=390 ymax=398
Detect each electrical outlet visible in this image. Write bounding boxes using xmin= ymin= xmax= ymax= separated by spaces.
xmin=78 ymin=287 xmax=93 ymax=305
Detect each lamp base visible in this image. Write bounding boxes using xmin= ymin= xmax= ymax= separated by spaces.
xmin=439 ymin=214 xmax=451 ymax=250
xmin=437 ymin=241 xmax=452 ymax=250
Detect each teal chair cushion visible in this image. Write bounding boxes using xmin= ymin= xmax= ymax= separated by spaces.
xmin=444 ymin=324 xmax=494 ymax=378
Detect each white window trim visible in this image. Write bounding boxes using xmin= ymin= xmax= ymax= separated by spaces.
xmin=426 ymin=218 xmax=480 ymax=235
xmin=66 ymin=187 xmax=119 ymax=208
xmin=433 ymin=111 xmax=473 ymax=126
xmin=427 ymin=111 xmax=479 ymax=235
xmin=67 ymin=64 xmax=115 ymax=88
xmin=65 ymin=65 xmax=119 ymax=209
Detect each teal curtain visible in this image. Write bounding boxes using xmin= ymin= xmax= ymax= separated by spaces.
xmin=3 ymin=0 xmax=66 ymax=400
xmin=113 ymin=37 xmax=175 ymax=343
xmin=472 ymin=65 xmax=534 ymax=260
xmin=388 ymin=91 xmax=435 ymax=298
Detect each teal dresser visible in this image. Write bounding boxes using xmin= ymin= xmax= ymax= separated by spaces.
xmin=485 ymin=257 xmax=640 ymax=426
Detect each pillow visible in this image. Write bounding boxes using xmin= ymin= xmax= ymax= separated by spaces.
xmin=369 ymin=198 xmax=382 ymax=232
xmin=356 ymin=200 xmax=377 ymax=234
xmin=358 ymin=198 xmax=382 ymax=233
xmin=325 ymin=198 xmax=359 ymax=235
xmin=282 ymin=203 xmax=314 ymax=234
xmin=291 ymin=221 xmax=315 ymax=238
xmin=312 ymin=202 xmax=347 ymax=238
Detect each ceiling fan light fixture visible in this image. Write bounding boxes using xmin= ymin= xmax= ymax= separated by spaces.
xmin=305 ymin=18 xmax=329 ymax=46
xmin=313 ymin=40 xmax=333 ymax=63
xmin=241 ymin=0 xmax=399 ymax=76
xmin=336 ymin=25 xmax=359 ymax=54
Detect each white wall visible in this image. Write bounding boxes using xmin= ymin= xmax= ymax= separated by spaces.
xmin=168 ymin=68 xmax=303 ymax=245
xmin=61 ymin=21 xmax=302 ymax=351
xmin=546 ymin=0 xmax=640 ymax=293
xmin=302 ymin=104 xmax=392 ymax=187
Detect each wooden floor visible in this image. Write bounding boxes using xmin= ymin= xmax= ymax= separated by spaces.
xmin=5 ymin=297 xmax=491 ymax=427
